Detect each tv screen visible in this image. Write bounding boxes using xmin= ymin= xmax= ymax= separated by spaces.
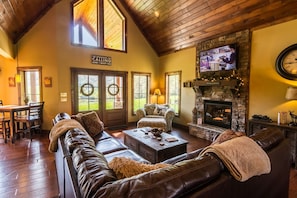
xmin=199 ymin=44 xmax=237 ymax=73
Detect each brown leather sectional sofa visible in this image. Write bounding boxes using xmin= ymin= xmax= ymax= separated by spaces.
xmin=52 ymin=113 xmax=291 ymax=198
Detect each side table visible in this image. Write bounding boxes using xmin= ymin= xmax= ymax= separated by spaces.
xmin=248 ymin=119 xmax=297 ymax=169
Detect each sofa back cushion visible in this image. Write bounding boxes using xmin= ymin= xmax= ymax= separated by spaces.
xmin=64 ymin=128 xmax=95 ymax=154
xmin=72 ymin=146 xmax=117 ymax=198
xmin=250 ymin=127 xmax=284 ymax=151
xmin=92 ymin=155 xmax=223 ymax=197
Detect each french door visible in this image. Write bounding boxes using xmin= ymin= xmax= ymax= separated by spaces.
xmin=71 ymin=68 xmax=128 ymax=128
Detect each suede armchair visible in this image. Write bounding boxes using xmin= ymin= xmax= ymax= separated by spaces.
xmin=136 ymin=104 xmax=175 ymax=132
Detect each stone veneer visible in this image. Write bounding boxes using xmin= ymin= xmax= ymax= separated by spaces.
xmin=189 ymin=30 xmax=251 ymax=141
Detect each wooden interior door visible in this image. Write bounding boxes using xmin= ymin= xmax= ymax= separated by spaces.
xmin=71 ymin=68 xmax=127 ymax=129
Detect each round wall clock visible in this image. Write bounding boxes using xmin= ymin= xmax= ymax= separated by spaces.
xmin=275 ymin=44 xmax=297 ymax=80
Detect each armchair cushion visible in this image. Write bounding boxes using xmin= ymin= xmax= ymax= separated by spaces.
xmin=153 ymin=104 xmax=170 ymax=116
xmin=144 ymin=104 xmax=156 ymax=115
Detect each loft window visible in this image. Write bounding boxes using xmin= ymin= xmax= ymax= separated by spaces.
xmin=72 ymin=0 xmax=126 ymax=51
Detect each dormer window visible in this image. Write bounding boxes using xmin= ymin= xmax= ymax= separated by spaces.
xmin=72 ymin=0 xmax=126 ymax=52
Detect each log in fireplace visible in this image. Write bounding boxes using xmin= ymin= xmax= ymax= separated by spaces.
xmin=204 ymin=100 xmax=232 ymax=129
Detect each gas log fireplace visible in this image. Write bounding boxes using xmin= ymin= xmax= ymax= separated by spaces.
xmin=204 ymin=100 xmax=232 ymax=129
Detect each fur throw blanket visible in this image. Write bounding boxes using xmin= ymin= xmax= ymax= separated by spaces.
xmin=48 ymin=119 xmax=86 ymax=153
xmin=199 ymin=136 xmax=271 ymax=182
xmin=212 ymin=129 xmax=245 ymax=145
xmin=108 ymin=157 xmax=170 ymax=179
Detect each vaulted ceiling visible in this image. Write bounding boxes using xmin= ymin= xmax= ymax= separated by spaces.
xmin=1 ymin=0 xmax=297 ymax=56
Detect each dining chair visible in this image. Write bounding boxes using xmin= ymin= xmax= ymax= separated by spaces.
xmin=0 ymin=100 xmax=11 ymax=143
xmin=14 ymin=101 xmax=44 ymax=141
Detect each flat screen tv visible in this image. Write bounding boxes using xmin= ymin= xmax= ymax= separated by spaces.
xmin=199 ymin=44 xmax=237 ymax=73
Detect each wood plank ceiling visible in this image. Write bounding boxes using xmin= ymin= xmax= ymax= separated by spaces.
xmin=0 ymin=0 xmax=61 ymax=44
xmin=1 ymin=0 xmax=297 ymax=56
xmin=120 ymin=0 xmax=297 ymax=56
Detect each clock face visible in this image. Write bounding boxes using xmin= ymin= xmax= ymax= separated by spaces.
xmin=276 ymin=44 xmax=297 ymax=80
xmin=283 ymin=49 xmax=297 ymax=74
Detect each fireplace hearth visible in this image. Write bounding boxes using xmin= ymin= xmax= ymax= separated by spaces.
xmin=204 ymin=100 xmax=232 ymax=129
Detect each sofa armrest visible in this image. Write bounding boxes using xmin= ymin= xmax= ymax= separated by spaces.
xmin=164 ymin=108 xmax=175 ymax=120
xmin=136 ymin=108 xmax=146 ymax=119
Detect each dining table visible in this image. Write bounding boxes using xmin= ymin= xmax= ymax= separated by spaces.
xmin=0 ymin=105 xmax=29 ymax=143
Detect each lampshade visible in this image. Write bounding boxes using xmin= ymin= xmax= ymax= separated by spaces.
xmin=285 ymin=87 xmax=297 ymax=100
xmin=153 ymin=88 xmax=161 ymax=96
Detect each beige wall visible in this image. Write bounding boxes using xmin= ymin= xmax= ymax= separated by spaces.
xmin=250 ymin=19 xmax=297 ymax=122
xmin=159 ymin=47 xmax=196 ymax=126
xmin=0 ymin=0 xmax=159 ymax=130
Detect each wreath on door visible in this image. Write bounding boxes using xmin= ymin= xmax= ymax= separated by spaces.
xmin=107 ymin=83 xmax=119 ymax=96
xmin=80 ymin=83 xmax=94 ymax=96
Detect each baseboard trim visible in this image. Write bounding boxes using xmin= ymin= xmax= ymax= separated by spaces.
xmin=172 ymin=123 xmax=189 ymax=131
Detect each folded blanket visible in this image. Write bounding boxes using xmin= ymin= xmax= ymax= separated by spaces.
xmin=48 ymin=119 xmax=86 ymax=153
xmin=198 ymin=136 xmax=271 ymax=182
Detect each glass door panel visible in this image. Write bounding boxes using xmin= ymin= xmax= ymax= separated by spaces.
xmin=105 ymin=76 xmax=123 ymax=110
xmin=77 ymin=74 xmax=99 ymax=112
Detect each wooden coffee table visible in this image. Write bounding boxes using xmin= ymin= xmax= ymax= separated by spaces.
xmin=123 ymin=128 xmax=188 ymax=163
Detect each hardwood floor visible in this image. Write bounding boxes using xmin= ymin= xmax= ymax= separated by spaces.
xmin=0 ymin=127 xmax=296 ymax=198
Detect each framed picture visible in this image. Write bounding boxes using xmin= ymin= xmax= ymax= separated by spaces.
xmin=8 ymin=77 xmax=16 ymax=87
xmin=44 ymin=77 xmax=52 ymax=87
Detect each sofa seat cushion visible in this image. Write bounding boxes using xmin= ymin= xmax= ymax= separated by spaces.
xmin=146 ymin=115 xmax=164 ymax=118
xmin=108 ymin=157 xmax=171 ymax=179
xmin=93 ymin=131 xmax=112 ymax=142
xmin=72 ymin=146 xmax=117 ymax=198
xmin=92 ymin=155 xmax=223 ymax=197
xmin=95 ymin=138 xmax=127 ymax=154
xmin=104 ymin=149 xmax=150 ymax=164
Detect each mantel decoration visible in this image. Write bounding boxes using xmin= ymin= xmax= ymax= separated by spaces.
xmin=194 ymin=74 xmax=244 ymax=97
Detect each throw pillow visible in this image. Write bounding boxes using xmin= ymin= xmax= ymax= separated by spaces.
xmin=144 ymin=104 xmax=156 ymax=115
xmin=153 ymin=107 xmax=162 ymax=115
xmin=212 ymin=129 xmax=245 ymax=145
xmin=157 ymin=104 xmax=169 ymax=116
xmin=71 ymin=113 xmax=84 ymax=126
xmin=108 ymin=157 xmax=170 ymax=179
xmin=74 ymin=111 xmax=104 ymax=138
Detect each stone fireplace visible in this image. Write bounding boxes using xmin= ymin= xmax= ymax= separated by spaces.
xmin=188 ymin=29 xmax=250 ymax=141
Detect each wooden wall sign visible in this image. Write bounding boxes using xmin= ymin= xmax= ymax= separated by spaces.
xmin=91 ymin=55 xmax=112 ymax=66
